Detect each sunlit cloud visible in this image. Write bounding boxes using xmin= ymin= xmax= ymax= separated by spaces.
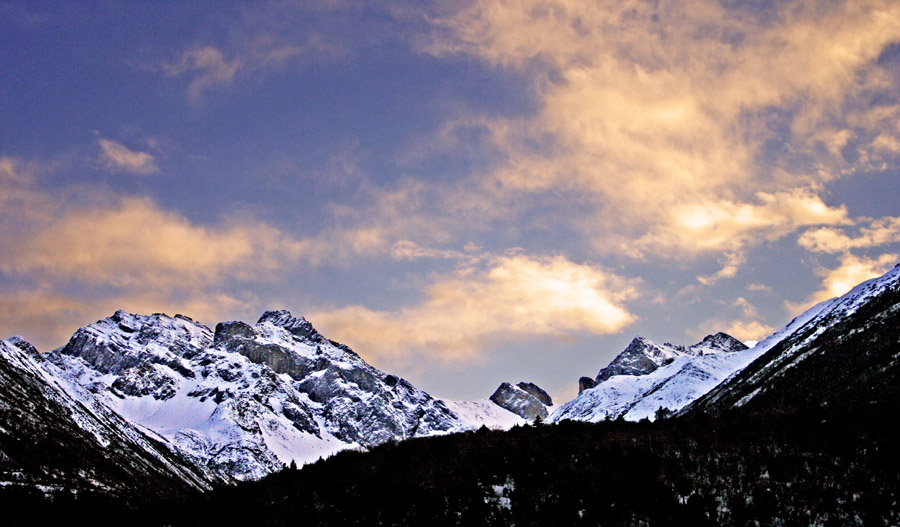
xmin=0 ymin=156 xmax=316 ymax=348
xmin=639 ymin=188 xmax=850 ymax=256
xmin=390 ymin=240 xmax=467 ymax=261
xmin=98 ymin=138 xmax=158 ymax=175
xmin=311 ymin=253 xmax=638 ymax=362
xmin=423 ymin=0 xmax=900 ymax=263
xmin=693 ymin=297 xmax=774 ymax=343
xmin=4 ymin=197 xmax=308 ymax=287
xmin=799 ymin=216 xmax=900 ymax=253
xmin=788 ymin=252 xmax=899 ymax=313
xmin=697 ymin=253 xmax=744 ymax=286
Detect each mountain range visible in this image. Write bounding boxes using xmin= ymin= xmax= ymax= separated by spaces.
xmin=1 ymin=263 xmax=898 ymax=511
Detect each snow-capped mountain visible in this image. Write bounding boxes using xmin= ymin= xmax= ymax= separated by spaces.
xmin=43 ymin=309 xmax=471 ymax=480
xmin=685 ymin=264 xmax=900 ymax=416
xmin=0 ymin=336 xmax=221 ymax=499
xmin=550 ymin=332 xmax=755 ymax=423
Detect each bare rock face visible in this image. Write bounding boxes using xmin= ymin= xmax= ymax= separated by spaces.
xmin=490 ymin=382 xmax=550 ymax=420
xmin=516 ymin=382 xmax=553 ymax=406
xmin=578 ymin=376 xmax=598 ymax=394
xmin=596 ymin=336 xmax=680 ymax=382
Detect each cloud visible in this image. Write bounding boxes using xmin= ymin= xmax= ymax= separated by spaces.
xmin=697 ymin=252 xmax=744 ymax=285
xmin=163 ymin=46 xmax=242 ymax=99
xmin=422 ymin=1 xmax=900 ymax=260
xmin=798 ymin=216 xmax=900 ymax=253
xmin=3 ymin=197 xmax=308 ymax=288
xmin=390 ymin=240 xmax=468 ymax=261
xmin=98 ymin=138 xmax=158 ymax=174
xmin=692 ymin=297 xmax=774 ymax=343
xmin=311 ymin=253 xmax=638 ymax=362
xmin=723 ymin=319 xmax=777 ymax=344
xmin=0 ymin=156 xmax=316 ymax=348
xmin=161 ymin=29 xmax=346 ymax=99
xmin=788 ymin=252 xmax=899 ymax=312
xmin=639 ymin=187 xmax=850 ymax=256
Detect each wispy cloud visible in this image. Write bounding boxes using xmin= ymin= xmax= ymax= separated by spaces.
xmin=163 ymin=46 xmax=242 ymax=99
xmin=788 ymin=252 xmax=899 ymax=313
xmin=693 ymin=297 xmax=775 ymax=343
xmin=311 ymin=252 xmax=638 ymax=363
xmin=798 ymin=216 xmax=900 ymax=253
xmin=421 ymin=0 xmax=900 ymax=269
xmin=98 ymin=138 xmax=158 ymax=174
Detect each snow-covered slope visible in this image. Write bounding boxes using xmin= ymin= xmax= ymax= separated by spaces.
xmin=46 ymin=309 xmax=470 ymax=480
xmin=0 ymin=337 xmax=220 ymax=498
xmin=685 ymin=263 xmax=900 ymax=415
xmin=550 ymin=332 xmax=754 ymax=422
xmin=442 ymin=399 xmax=526 ymax=429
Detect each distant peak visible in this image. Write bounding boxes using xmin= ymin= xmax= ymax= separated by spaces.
xmin=694 ymin=332 xmax=748 ymax=352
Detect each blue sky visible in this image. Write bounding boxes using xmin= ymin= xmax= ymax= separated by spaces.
xmin=2 ymin=1 xmax=899 ymax=402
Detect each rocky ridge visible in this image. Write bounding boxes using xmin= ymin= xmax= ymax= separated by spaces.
xmin=45 ymin=309 xmax=468 ymax=480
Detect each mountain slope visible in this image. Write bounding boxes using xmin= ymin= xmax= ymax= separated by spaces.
xmin=685 ymin=264 xmax=900 ymax=416
xmin=0 ymin=337 xmax=220 ymax=501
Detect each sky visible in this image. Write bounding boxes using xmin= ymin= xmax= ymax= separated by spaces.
xmin=1 ymin=0 xmax=899 ymax=403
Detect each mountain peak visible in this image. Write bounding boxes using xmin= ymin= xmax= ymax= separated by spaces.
xmin=596 ymin=336 xmax=679 ymax=382
xmin=693 ymin=332 xmax=748 ymax=353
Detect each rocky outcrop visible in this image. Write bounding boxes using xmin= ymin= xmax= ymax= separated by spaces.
xmin=596 ymin=336 xmax=680 ymax=382
xmin=516 ymin=382 xmax=553 ymax=406
xmin=490 ymin=382 xmax=550 ymax=420
xmin=578 ymin=376 xmax=597 ymax=394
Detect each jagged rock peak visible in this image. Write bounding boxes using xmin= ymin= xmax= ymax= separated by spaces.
xmin=595 ymin=336 xmax=679 ymax=382
xmin=258 ymin=310 xmax=321 ymax=342
xmin=490 ymin=382 xmax=549 ymax=420
xmin=694 ymin=332 xmax=748 ymax=352
xmin=516 ymin=381 xmax=553 ymax=407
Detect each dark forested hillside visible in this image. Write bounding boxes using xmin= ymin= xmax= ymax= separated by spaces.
xmin=131 ymin=407 xmax=898 ymax=527
xmin=687 ymin=274 xmax=900 ymax=417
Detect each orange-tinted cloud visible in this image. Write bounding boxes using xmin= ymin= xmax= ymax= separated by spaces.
xmin=311 ymin=253 xmax=638 ymax=362
xmin=798 ymin=216 xmax=900 ymax=253
xmin=423 ymin=0 xmax=900 ymax=265
xmin=788 ymin=252 xmax=899 ymax=313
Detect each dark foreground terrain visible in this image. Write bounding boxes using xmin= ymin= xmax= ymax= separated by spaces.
xmin=5 ymin=405 xmax=898 ymax=527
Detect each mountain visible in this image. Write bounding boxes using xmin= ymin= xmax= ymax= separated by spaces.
xmin=550 ymin=332 xmax=755 ymax=422
xmin=685 ymin=263 xmax=900 ymax=417
xmin=43 ymin=309 xmax=471 ymax=481
xmin=0 ymin=336 xmax=220 ymax=502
